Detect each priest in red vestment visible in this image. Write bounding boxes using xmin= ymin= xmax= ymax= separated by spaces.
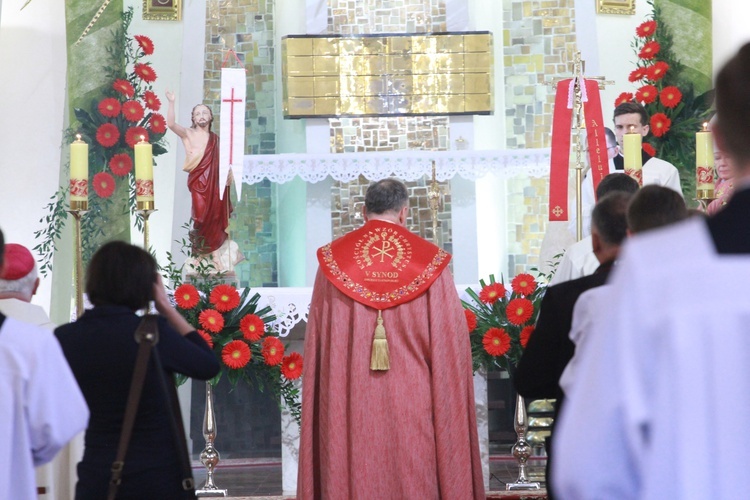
xmin=297 ymin=179 xmax=485 ymax=499
xmin=166 ymin=92 xmax=232 ymax=254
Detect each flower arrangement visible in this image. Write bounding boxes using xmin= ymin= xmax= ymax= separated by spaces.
xmin=614 ymin=0 xmax=712 ymax=197
xmin=163 ymin=246 xmax=303 ymax=423
xmin=462 ymin=273 xmax=546 ymax=374
xmin=35 ymin=8 xmax=169 ymax=273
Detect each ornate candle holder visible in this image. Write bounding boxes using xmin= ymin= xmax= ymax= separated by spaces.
xmin=67 ymin=203 xmax=88 ymax=319
xmin=506 ymin=394 xmax=541 ymax=491
xmin=428 ymin=160 xmax=441 ymax=246
xmin=196 ymin=382 xmax=227 ymax=497
xmin=136 ymin=200 xmax=157 ymax=251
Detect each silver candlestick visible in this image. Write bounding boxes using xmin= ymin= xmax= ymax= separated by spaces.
xmin=506 ymin=394 xmax=541 ymax=490
xmin=196 ymin=382 xmax=227 ymax=497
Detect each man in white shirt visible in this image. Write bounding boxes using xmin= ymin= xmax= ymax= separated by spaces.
xmin=0 ymin=231 xmax=89 ymax=500
xmin=551 ymin=173 xmax=639 ymax=285
xmin=552 ymin=43 xmax=750 ymax=499
xmin=0 ymin=243 xmax=54 ymax=329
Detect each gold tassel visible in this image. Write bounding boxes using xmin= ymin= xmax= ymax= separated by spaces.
xmin=370 ymin=310 xmax=390 ymax=371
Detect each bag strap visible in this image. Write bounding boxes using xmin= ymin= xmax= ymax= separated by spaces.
xmin=151 ymin=340 xmax=196 ymax=497
xmin=107 ymin=315 xmax=159 ymax=500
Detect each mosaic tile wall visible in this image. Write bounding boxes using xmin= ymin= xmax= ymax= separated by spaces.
xmin=503 ymin=0 xmax=577 ymax=149
xmin=506 ymin=176 xmax=549 ymax=276
xmin=327 ymin=0 xmax=453 ymax=247
xmin=204 ymin=0 xmax=278 ymax=288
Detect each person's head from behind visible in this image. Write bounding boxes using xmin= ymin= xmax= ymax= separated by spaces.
xmin=596 ymin=172 xmax=640 ymax=200
xmin=627 ymin=185 xmax=688 ymax=234
xmin=591 ymin=191 xmax=633 ymax=264
xmin=715 ymin=43 xmax=750 ymax=171
xmin=364 ymin=178 xmax=409 ymax=226
xmin=604 ymin=127 xmax=619 ymax=160
xmin=86 ymin=241 xmax=157 ymax=311
xmin=0 ymin=243 xmax=39 ymax=302
xmin=613 ymin=101 xmax=649 ymax=149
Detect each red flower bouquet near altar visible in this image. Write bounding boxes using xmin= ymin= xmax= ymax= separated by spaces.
xmin=614 ymin=0 xmax=712 ymax=194
xmin=463 ymin=273 xmax=546 ymax=373
xmin=164 ymin=250 xmax=303 ymax=422
xmin=71 ymin=9 xmax=168 ymax=203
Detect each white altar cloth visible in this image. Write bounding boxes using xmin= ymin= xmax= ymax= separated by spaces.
xmin=242 ymin=148 xmax=551 ymax=185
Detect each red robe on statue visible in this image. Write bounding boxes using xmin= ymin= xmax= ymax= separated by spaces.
xmin=297 ymin=220 xmax=485 ymax=500
xmin=187 ymin=132 xmax=232 ymax=253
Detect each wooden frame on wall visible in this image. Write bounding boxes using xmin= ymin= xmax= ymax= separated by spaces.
xmin=143 ymin=0 xmax=182 ymax=21
xmin=596 ymin=0 xmax=636 ymax=15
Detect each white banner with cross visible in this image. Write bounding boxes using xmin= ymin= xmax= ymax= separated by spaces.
xmin=219 ymin=67 xmax=246 ymax=201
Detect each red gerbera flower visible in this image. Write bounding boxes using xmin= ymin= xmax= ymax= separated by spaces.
xmin=642 ymin=142 xmax=657 ymax=157
xmin=659 ymin=86 xmax=682 ymax=108
xmin=638 ymin=40 xmax=660 ymax=60
xmin=482 ymin=327 xmax=511 ymax=357
xmin=199 ymin=309 xmax=224 ymax=333
xmin=134 ymin=35 xmax=155 ymax=55
xmin=197 ymin=329 xmax=214 ymax=348
xmin=209 ymin=284 xmax=240 ymax=312
xmin=479 ymin=282 xmax=506 ymax=305
xmin=149 ymin=113 xmax=167 ymax=134
xmin=520 ymin=326 xmax=534 ymax=348
xmin=95 ymin=123 xmax=120 ymax=148
xmin=222 ymin=340 xmax=251 ymax=369
xmin=464 ymin=309 xmax=477 ymax=332
xmin=506 ymin=298 xmax=534 ymax=326
xmin=628 ymin=68 xmax=646 ymax=83
xmin=511 ymin=273 xmax=537 ymax=296
xmin=240 ymin=314 xmax=265 ymax=341
xmin=615 ymin=92 xmax=634 ymax=107
xmin=635 ymin=85 xmax=658 ymax=105
xmin=174 ymin=283 xmax=200 ymax=309
xmin=134 ymin=63 xmax=157 ymax=83
xmin=646 ymin=61 xmax=669 ymax=81
xmin=143 ymin=90 xmax=161 ymax=111
xmin=109 ymin=153 xmax=133 ymax=177
xmin=636 ymin=20 xmax=657 ymax=38
xmin=650 ymin=113 xmax=671 ymax=138
xmin=121 ymin=100 xmax=145 ymax=123
xmin=92 ymin=172 xmax=116 ymax=198
xmin=281 ymin=352 xmax=303 ymax=380
xmin=125 ymin=127 xmax=149 ymax=148
xmin=113 ymin=79 xmax=134 ymax=98
xmin=262 ymin=337 xmax=285 ymax=366
xmin=98 ymin=98 xmax=121 ymax=118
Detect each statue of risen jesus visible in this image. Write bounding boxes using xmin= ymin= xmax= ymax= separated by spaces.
xmin=166 ymin=90 xmax=233 ymax=256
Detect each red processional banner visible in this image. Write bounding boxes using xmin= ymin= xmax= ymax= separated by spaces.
xmin=548 ymin=79 xmax=609 ymax=221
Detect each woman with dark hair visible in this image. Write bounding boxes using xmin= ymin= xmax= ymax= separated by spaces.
xmin=55 ymin=241 xmax=219 ymax=499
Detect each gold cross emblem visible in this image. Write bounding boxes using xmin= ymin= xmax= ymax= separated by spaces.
xmin=371 ymin=240 xmax=394 ymax=263
xmin=552 ymin=206 xmax=564 ymax=218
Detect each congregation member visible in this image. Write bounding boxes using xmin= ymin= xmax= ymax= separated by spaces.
xmin=559 ymin=185 xmax=688 ymax=400
xmin=706 ymin=138 xmax=737 ymax=216
xmin=553 ymin=43 xmax=750 ymax=499
xmin=514 ymin=190 xmax=633 ymax=497
xmin=0 ymin=242 xmax=85 ymax=498
xmin=297 ymin=179 xmax=484 ymax=499
xmin=551 ymin=173 xmax=639 ymax=285
xmin=55 ymin=241 xmax=220 ymax=499
xmin=0 ymin=228 xmax=89 ymax=500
